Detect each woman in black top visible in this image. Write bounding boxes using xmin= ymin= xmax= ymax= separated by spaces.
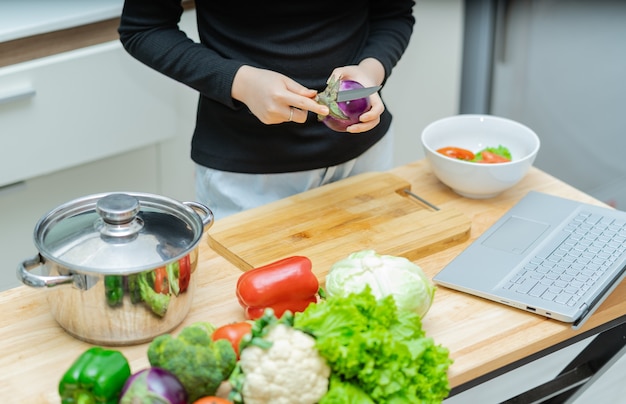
xmin=119 ymin=0 xmax=415 ymax=219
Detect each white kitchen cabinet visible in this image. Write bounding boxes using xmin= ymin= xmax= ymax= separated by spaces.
xmin=0 ymin=10 xmax=196 ymax=291
xmin=0 ymin=40 xmax=180 ymax=188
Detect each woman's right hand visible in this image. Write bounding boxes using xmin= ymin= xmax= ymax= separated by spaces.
xmin=231 ymin=65 xmax=329 ymax=125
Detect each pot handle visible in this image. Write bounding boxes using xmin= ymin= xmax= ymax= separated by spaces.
xmin=17 ymin=254 xmax=75 ymax=288
xmin=184 ymin=201 xmax=215 ymax=230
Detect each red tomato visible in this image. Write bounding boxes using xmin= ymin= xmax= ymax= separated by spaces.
xmin=436 ymin=146 xmax=475 ymax=161
xmin=193 ymin=397 xmax=232 ymax=404
xmin=477 ymin=150 xmax=511 ymax=163
xmin=211 ymin=322 xmax=253 ymax=358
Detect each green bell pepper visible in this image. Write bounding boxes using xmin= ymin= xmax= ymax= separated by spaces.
xmin=104 ymin=275 xmax=124 ymax=307
xmin=59 ymin=347 xmax=131 ymax=404
xmin=127 ymin=273 xmax=143 ymax=304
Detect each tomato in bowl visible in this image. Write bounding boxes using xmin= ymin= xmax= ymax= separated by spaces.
xmin=421 ymin=114 xmax=540 ymax=199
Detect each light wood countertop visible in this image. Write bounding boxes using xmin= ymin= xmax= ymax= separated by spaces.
xmin=1 ymin=159 xmax=625 ymax=402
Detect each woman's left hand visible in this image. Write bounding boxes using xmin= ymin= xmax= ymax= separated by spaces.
xmin=328 ymin=58 xmax=386 ymax=133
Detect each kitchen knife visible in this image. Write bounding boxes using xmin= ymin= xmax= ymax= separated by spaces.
xmin=336 ymin=85 xmax=381 ymax=102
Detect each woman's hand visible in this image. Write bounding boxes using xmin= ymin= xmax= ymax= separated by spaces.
xmin=328 ymin=58 xmax=386 ymax=133
xmin=232 ymin=66 xmax=329 ymax=124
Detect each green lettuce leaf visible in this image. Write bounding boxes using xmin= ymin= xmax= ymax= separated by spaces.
xmin=294 ymin=287 xmax=452 ymax=403
xmin=319 ymin=375 xmax=375 ymax=404
xmin=472 ymin=145 xmax=512 ymax=162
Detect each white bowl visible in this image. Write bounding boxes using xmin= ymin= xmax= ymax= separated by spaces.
xmin=421 ymin=114 xmax=540 ymax=199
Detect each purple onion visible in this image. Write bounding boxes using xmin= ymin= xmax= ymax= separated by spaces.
xmin=317 ymin=78 xmax=372 ymax=132
xmin=120 ymin=367 xmax=187 ymax=404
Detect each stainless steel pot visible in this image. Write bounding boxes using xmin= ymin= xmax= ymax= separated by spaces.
xmin=17 ymin=192 xmax=214 ymax=345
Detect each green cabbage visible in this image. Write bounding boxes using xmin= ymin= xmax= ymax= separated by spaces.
xmin=325 ymin=250 xmax=436 ymax=317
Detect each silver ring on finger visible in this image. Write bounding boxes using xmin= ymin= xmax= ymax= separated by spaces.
xmin=288 ymin=107 xmax=294 ymax=122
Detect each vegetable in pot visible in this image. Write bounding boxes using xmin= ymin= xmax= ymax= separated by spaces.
xmin=127 ymin=273 xmax=143 ymax=304
xmin=153 ymin=256 xmax=193 ymax=297
xmin=325 ymin=250 xmax=436 ymax=317
xmin=119 ymin=367 xmax=187 ymax=404
xmin=131 ymin=254 xmax=192 ymax=316
xmin=316 ymin=76 xmax=372 ymax=132
xmin=228 ymin=309 xmax=330 ymax=404
xmin=59 ymin=346 xmax=131 ymax=404
xmin=138 ymin=270 xmax=171 ymax=317
xmin=147 ymin=322 xmax=237 ymax=402
xmin=294 ymin=286 xmax=452 ymax=403
xmin=104 ymin=258 xmax=187 ymax=313
xmin=236 ymin=256 xmax=319 ymax=320
xmin=104 ymin=275 xmax=124 ymax=307
xmin=154 ymin=266 xmax=169 ymax=294
xmin=165 ymin=262 xmax=181 ymax=296
xmin=178 ymin=255 xmax=191 ymax=293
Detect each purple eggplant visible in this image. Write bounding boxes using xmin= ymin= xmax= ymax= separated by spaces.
xmin=316 ymin=76 xmax=372 ymax=132
xmin=120 ymin=367 xmax=187 ymax=404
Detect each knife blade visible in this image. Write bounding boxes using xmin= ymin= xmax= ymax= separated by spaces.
xmin=336 ymin=85 xmax=381 ymax=102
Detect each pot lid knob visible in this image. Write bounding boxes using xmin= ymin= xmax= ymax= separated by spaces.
xmin=96 ymin=193 xmax=140 ymax=224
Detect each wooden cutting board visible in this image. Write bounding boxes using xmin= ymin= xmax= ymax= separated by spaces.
xmin=206 ymin=172 xmax=471 ymax=280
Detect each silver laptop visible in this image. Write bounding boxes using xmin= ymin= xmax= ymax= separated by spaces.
xmin=433 ymin=191 xmax=626 ymax=329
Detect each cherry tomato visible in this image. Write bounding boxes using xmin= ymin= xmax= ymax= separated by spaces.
xmin=193 ymin=397 xmax=232 ymax=404
xmin=477 ymin=150 xmax=511 ymax=163
xmin=436 ymin=146 xmax=475 ymax=161
xmin=211 ymin=322 xmax=253 ymax=358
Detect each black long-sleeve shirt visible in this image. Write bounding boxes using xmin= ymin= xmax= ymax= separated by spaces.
xmin=118 ymin=0 xmax=415 ymax=174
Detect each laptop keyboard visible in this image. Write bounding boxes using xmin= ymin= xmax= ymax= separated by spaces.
xmin=503 ymin=210 xmax=626 ymax=306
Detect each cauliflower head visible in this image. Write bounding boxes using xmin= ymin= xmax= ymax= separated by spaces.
xmin=239 ymin=323 xmax=330 ymax=404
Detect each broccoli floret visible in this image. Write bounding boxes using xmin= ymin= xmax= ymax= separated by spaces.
xmin=147 ymin=322 xmax=237 ymax=402
xmin=138 ymin=271 xmax=170 ymax=317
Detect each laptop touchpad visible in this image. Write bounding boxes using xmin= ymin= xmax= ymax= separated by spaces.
xmin=482 ymin=216 xmax=550 ymax=254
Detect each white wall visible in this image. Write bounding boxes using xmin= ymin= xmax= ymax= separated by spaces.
xmin=385 ymin=0 xmax=465 ymax=166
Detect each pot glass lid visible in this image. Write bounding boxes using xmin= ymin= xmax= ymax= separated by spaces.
xmin=34 ymin=193 xmax=204 ymax=274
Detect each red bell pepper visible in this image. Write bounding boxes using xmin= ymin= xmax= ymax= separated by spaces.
xmin=153 ymin=255 xmax=191 ymax=296
xmin=179 ymin=254 xmax=191 ymax=293
xmin=244 ymin=295 xmax=318 ymax=320
xmin=236 ymin=256 xmax=319 ymax=320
